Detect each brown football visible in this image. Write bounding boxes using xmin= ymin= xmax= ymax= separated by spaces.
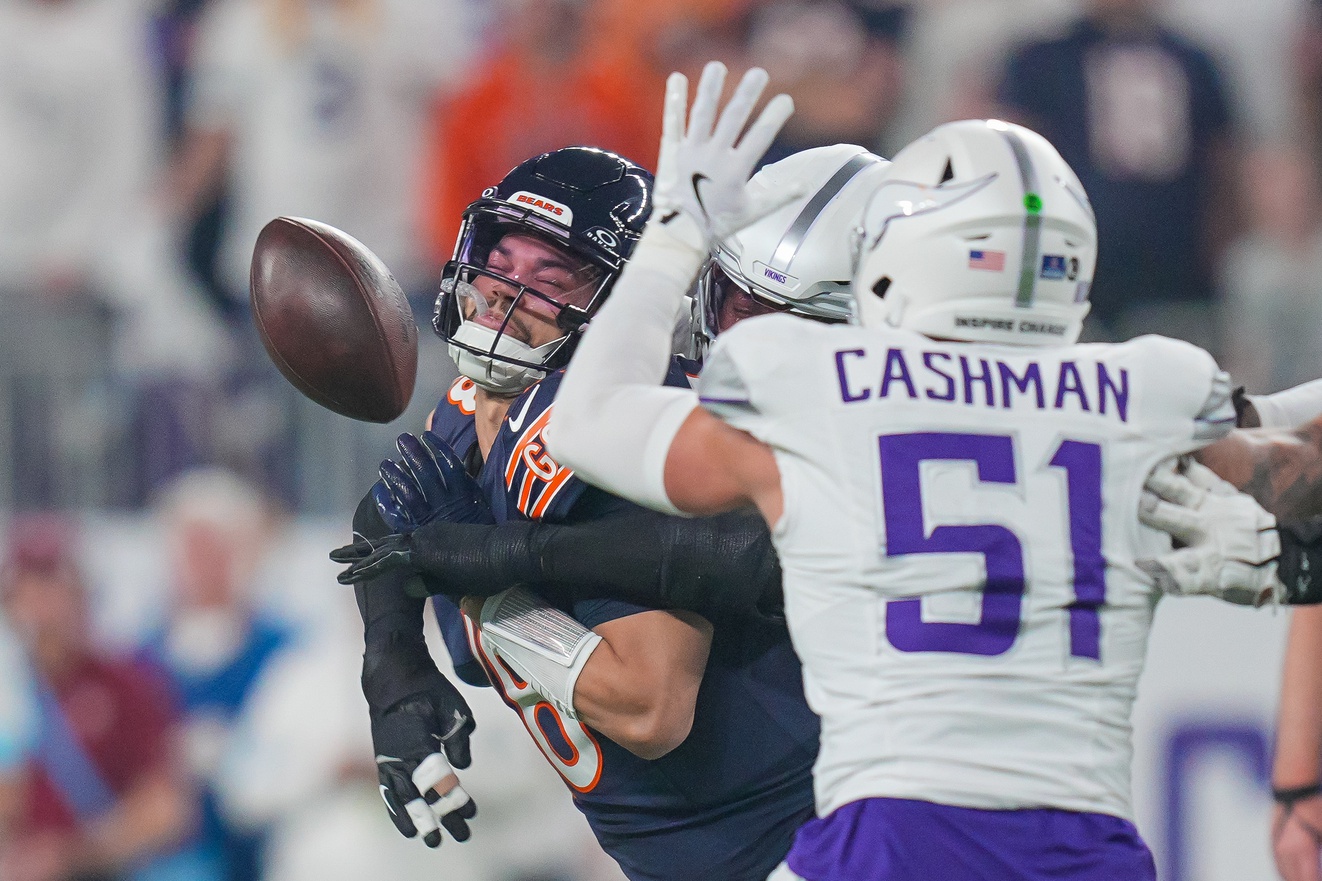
xmin=250 ymin=217 xmax=418 ymax=423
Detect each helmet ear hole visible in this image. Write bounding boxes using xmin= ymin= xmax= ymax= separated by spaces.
xmin=940 ymin=158 xmax=955 ymax=185
xmin=872 ymin=277 xmax=892 ymax=300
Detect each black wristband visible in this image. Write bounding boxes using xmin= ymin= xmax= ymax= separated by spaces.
xmin=408 ymin=519 xmax=547 ymax=598
xmin=1277 ymin=518 xmax=1322 ymax=605
xmin=1232 ymin=385 xmax=1260 ymax=428
xmin=1274 ymin=782 xmax=1322 ymax=805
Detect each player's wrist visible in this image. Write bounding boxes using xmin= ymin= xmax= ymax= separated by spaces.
xmin=1277 ymin=519 xmax=1322 ymax=604
xmin=361 ymin=624 xmax=448 ymax=713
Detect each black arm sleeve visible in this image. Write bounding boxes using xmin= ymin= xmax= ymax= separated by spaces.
xmin=407 ymin=509 xmax=784 ymax=623
xmin=1279 ymin=518 xmax=1322 ymax=605
xmin=353 ymin=492 xmax=453 ymax=713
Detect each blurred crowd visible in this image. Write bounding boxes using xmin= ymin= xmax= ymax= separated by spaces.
xmin=3 ymin=0 xmax=1322 ymax=878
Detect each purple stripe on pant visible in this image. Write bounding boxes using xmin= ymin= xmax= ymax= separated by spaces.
xmin=786 ymin=797 xmax=1156 ymax=881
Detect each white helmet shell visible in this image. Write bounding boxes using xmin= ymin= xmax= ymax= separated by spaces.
xmin=717 ymin=145 xmax=889 ymax=317
xmin=852 ymin=119 xmax=1095 ymax=346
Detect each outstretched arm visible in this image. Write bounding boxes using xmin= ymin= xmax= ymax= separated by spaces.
xmin=549 ymin=62 xmax=794 ymax=521
xmin=352 ymin=493 xmax=478 ymax=850
xmin=1197 ymin=417 xmax=1322 ymax=521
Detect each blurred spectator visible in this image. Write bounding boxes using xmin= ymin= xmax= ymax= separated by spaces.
xmin=1219 ymin=145 xmax=1322 ymax=394
xmin=1295 ymin=0 xmax=1322 ymax=171
xmin=0 ymin=0 xmax=234 ymax=512
xmin=0 ymin=613 xmax=37 ymax=859
xmin=136 ymin=469 xmax=293 ymax=881
xmin=0 ymin=515 xmax=209 ymax=881
xmin=168 ymin=0 xmax=476 ymax=307
xmin=997 ymin=0 xmax=1241 ymax=351
xmin=422 ymin=0 xmax=663 ymax=260
xmin=746 ymin=0 xmax=909 ymax=164
xmin=0 ymin=0 xmax=159 ymax=306
xmin=0 ymin=0 xmax=230 ymax=367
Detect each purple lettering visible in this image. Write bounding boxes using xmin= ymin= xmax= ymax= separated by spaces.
xmin=834 ymin=349 xmax=871 ymax=403
xmin=1054 ymin=361 xmax=1091 ymax=412
xmin=1097 ymin=363 xmax=1129 ymax=423
xmin=923 ymin=352 xmax=956 ymax=401
xmin=879 ymin=348 xmax=918 ymax=400
xmin=960 ymin=356 xmax=996 ymax=407
xmin=998 ymin=361 xmax=1045 ymax=409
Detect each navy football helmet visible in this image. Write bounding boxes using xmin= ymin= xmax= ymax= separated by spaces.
xmin=434 ymin=147 xmax=653 ymax=395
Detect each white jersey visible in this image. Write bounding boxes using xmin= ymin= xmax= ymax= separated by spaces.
xmin=698 ymin=315 xmax=1234 ymax=821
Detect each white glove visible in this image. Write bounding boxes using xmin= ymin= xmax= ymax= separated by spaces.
xmin=652 ymin=61 xmax=799 ymax=253
xmin=1137 ymin=458 xmax=1282 ymax=606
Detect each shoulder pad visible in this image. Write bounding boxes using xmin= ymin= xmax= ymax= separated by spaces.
xmin=430 ymin=376 xmax=480 ymax=454
xmin=491 ymin=376 xmax=581 ymax=520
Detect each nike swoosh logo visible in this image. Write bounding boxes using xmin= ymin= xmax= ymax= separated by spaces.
xmin=506 ymin=385 xmax=539 ymax=433
xmin=691 ymin=173 xmax=711 ymax=218
xmin=379 ymin=785 xmax=396 ymax=815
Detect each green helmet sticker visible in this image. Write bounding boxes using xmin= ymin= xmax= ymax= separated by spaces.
xmin=1024 ymin=193 xmax=1043 ymax=214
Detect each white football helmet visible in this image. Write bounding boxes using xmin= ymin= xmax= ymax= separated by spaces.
xmin=852 ymin=119 xmax=1095 ymax=346
xmin=695 ymin=144 xmax=890 ymax=354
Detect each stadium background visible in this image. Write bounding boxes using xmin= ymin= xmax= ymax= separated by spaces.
xmin=0 ymin=0 xmax=1312 ymax=879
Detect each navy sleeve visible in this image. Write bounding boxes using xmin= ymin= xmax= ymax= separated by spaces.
xmin=575 ymin=597 xmax=655 ymax=630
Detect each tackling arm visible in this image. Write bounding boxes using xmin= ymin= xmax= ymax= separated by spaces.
xmin=1197 ymin=418 xmax=1322 ymax=522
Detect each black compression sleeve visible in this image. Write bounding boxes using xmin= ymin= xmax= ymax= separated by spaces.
xmin=408 ymin=518 xmax=544 ymax=599
xmin=541 ymin=509 xmax=783 ymax=622
xmin=1279 ymin=518 xmax=1322 ymax=605
xmin=406 ymin=510 xmax=783 ymax=622
xmin=353 ymin=492 xmax=450 ymax=713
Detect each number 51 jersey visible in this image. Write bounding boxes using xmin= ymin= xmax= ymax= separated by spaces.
xmin=697 ymin=315 xmax=1235 ymax=822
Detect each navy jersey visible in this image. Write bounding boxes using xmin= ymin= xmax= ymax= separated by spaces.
xmin=429 ymin=360 xmax=818 ymax=881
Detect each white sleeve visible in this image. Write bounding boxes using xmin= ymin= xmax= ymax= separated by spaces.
xmin=546 ymin=220 xmax=706 ymax=515
xmin=1246 ymin=378 xmax=1322 ymax=429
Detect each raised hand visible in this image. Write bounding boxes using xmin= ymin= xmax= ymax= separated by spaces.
xmin=652 ymin=61 xmax=798 ymax=251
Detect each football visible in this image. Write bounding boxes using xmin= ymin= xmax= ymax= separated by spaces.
xmin=250 ymin=217 xmax=418 ymax=423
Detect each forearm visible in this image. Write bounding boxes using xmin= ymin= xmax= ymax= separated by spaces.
xmin=1241 ymin=379 xmax=1322 ymax=430
xmin=353 ymin=493 xmax=445 ymax=712
xmin=407 ymin=511 xmax=783 ymax=621
xmin=572 ymin=610 xmax=712 ymax=760
xmin=1197 ymin=419 xmax=1322 ymax=521
xmin=1275 ymin=605 xmax=1322 ymax=787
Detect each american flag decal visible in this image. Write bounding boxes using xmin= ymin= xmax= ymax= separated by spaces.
xmin=969 ymin=249 xmax=1006 ymax=271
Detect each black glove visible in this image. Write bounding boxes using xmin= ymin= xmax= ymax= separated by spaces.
xmin=372 ymin=687 xmax=478 ymax=847
xmin=353 ymin=491 xmax=479 ymax=847
xmin=333 ymin=534 xmax=419 ymax=589
xmin=372 ymin=431 xmax=494 ymax=532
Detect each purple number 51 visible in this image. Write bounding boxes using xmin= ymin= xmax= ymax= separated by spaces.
xmin=880 ymin=432 xmax=1104 ymax=659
